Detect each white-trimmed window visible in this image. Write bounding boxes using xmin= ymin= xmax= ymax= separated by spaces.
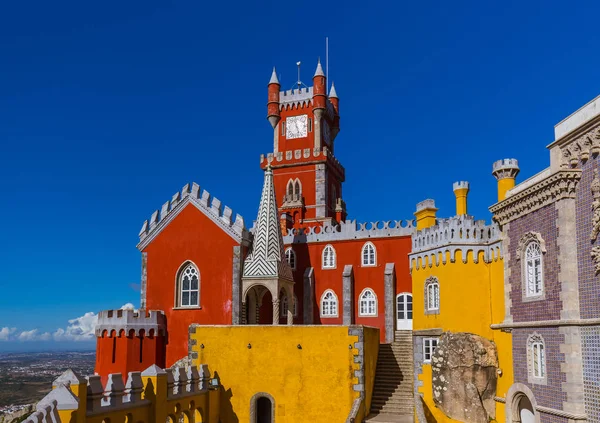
xmin=285 ymin=247 xmax=296 ymax=270
xmin=359 ymin=288 xmax=377 ymax=316
xmin=281 ymin=294 xmax=298 ymax=317
xmin=525 ymin=242 xmax=543 ymax=297
xmin=322 ymin=245 xmax=336 ymax=269
xmin=178 ymin=263 xmax=200 ymax=307
xmin=361 ymin=242 xmax=376 ymax=266
xmin=423 ymin=338 xmax=438 ymax=363
xmin=425 ymin=278 xmax=440 ymax=312
xmin=528 ymin=333 xmax=547 ymax=383
xmin=321 ymin=290 xmax=338 ymax=317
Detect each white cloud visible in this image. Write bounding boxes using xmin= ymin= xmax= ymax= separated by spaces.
xmin=120 ymin=303 xmax=136 ymax=311
xmin=53 ymin=311 xmax=98 ymax=342
xmin=18 ymin=329 xmax=39 ymax=341
xmin=0 ymin=327 xmax=16 ymax=341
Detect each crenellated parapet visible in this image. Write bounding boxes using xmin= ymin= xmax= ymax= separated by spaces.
xmin=95 ymin=309 xmax=166 ymax=337
xmin=282 ymin=219 xmax=415 ymax=244
xmin=260 ymin=145 xmax=346 ymax=179
xmin=137 ymin=182 xmax=250 ymax=250
xmin=409 ymin=215 xmax=502 ymax=270
xmin=279 ymin=87 xmax=313 ymax=109
xmin=24 ymin=366 xmax=219 ymax=423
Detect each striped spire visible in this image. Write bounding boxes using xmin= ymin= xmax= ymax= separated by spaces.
xmin=243 ymin=166 xmax=293 ymax=281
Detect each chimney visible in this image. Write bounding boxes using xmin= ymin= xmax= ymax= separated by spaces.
xmin=492 ymin=159 xmax=520 ymax=201
xmin=453 ymin=181 xmax=470 ymax=216
xmin=414 ymin=199 xmax=438 ymax=230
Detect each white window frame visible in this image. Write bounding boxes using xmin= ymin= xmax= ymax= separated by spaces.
xmin=358 ymin=288 xmax=377 ymax=317
xmin=320 ymin=290 xmax=338 ymax=318
xmin=285 ymin=247 xmax=296 ymax=270
xmin=177 ymin=262 xmax=200 ymax=308
xmin=527 ymin=333 xmax=547 ymax=384
xmin=361 ymin=242 xmax=377 ymax=267
xmin=425 ymin=278 xmax=440 ymax=312
xmin=281 ymin=294 xmax=298 ymax=317
xmin=322 ymin=244 xmax=336 ymax=269
xmin=423 ymin=338 xmax=438 ymax=363
xmin=525 ymin=242 xmax=544 ymax=297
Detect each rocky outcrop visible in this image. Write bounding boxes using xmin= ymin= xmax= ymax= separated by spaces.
xmin=431 ymin=332 xmax=498 ymax=423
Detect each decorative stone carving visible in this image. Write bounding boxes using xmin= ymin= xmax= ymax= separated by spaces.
xmin=490 ymin=170 xmax=581 ymax=225
xmin=592 ymin=246 xmax=600 ymax=275
xmin=515 ymin=232 xmax=546 ymax=260
xmin=559 ymin=125 xmax=600 ymax=168
xmin=431 ymin=332 xmax=498 ymax=423
xmin=591 ymin=169 xmax=600 ymax=241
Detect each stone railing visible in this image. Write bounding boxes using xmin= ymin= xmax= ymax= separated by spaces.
xmin=24 ymin=365 xmax=220 ymax=423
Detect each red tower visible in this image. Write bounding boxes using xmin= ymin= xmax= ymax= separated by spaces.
xmin=261 ymin=60 xmax=345 ymax=229
xmin=94 ymin=309 xmax=166 ymax=383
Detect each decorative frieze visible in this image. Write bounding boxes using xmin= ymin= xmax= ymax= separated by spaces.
xmin=490 ymin=170 xmax=581 ymax=226
xmin=558 ymin=124 xmax=600 ymax=168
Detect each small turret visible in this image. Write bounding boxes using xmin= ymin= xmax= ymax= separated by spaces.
xmin=329 ymin=82 xmax=340 ymax=140
xmin=492 ymin=159 xmax=520 ymax=201
xmin=267 ymin=67 xmax=281 ymax=129
xmin=453 ymin=181 xmax=470 ymax=216
xmin=414 ymin=199 xmax=438 ymax=230
xmin=312 ymin=59 xmax=327 ymax=150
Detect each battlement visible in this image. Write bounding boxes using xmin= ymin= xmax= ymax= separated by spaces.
xmin=95 ymin=309 xmax=166 ymax=337
xmin=410 ymin=215 xmax=501 ymax=269
xmin=492 ymin=158 xmax=520 ymax=179
xmin=260 ymin=146 xmax=345 ymax=178
xmin=279 ymin=86 xmax=313 ymax=108
xmin=137 ymin=182 xmax=249 ymax=250
xmin=416 ymin=199 xmax=436 ymax=212
xmin=453 ymin=181 xmax=470 ymax=191
xmin=24 ymin=366 xmax=219 ymax=423
xmin=282 ymin=219 xmax=414 ymax=244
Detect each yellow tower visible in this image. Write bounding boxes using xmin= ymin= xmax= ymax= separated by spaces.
xmin=452 ymin=181 xmax=470 ymax=215
xmin=414 ymin=199 xmax=438 ymax=230
xmin=492 ymin=159 xmax=520 ymax=201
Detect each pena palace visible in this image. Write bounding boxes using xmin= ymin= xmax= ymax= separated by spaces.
xmin=27 ymin=57 xmax=600 ymax=423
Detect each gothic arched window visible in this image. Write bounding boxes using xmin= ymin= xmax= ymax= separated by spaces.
xmin=321 ymin=290 xmax=338 ymax=317
xmin=425 ymin=277 xmax=440 ymax=313
xmin=285 ymin=247 xmax=296 ymax=270
xmin=177 ymin=263 xmax=200 ymax=307
xmin=359 ymin=288 xmax=377 ymax=316
xmin=527 ymin=333 xmax=547 ymax=384
xmin=322 ymin=245 xmax=336 ymax=269
xmin=525 ymin=242 xmax=543 ymax=297
xmin=361 ymin=242 xmax=376 ymax=266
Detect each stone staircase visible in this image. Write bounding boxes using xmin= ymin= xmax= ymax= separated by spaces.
xmin=367 ymin=331 xmax=414 ymax=420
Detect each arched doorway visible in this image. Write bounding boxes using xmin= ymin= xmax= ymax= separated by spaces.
xmin=518 ymin=396 xmax=535 ymax=423
xmin=257 ymin=397 xmax=272 ymax=423
xmin=396 ymin=293 xmax=413 ymax=330
xmin=244 ymin=286 xmax=273 ymax=325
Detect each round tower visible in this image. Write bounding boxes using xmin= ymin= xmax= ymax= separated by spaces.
xmin=94 ymin=309 xmax=166 ymax=384
xmin=329 ymin=82 xmax=340 ymax=140
xmin=312 ymin=59 xmax=327 ymax=150
xmin=452 ymin=181 xmax=470 ymax=216
xmin=267 ymin=67 xmax=281 ymax=129
xmin=492 ymin=159 xmax=520 ymax=202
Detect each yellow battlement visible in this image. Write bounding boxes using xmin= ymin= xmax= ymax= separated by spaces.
xmin=23 ymin=365 xmax=220 ymax=423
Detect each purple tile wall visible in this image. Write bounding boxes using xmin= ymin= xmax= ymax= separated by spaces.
xmin=512 ymin=328 xmax=567 ymax=410
xmin=507 ymin=204 xmax=562 ymax=322
xmin=575 ymin=156 xmax=600 ymax=320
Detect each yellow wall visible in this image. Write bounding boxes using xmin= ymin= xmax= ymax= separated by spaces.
xmin=189 ymin=325 xmax=379 ymax=423
xmin=412 ymin=250 xmax=513 ymax=423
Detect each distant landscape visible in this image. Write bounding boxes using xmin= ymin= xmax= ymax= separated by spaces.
xmin=0 ymin=351 xmax=95 ymax=417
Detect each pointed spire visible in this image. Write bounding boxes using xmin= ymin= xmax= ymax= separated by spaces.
xmin=314 ymin=58 xmax=325 ymax=77
xmin=329 ymin=82 xmax=338 ymax=98
xmin=269 ymin=67 xmax=280 ymax=85
xmin=242 ymin=166 xmax=293 ymax=281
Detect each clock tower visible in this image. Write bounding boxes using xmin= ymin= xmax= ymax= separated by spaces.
xmin=261 ymin=60 xmax=345 ymax=231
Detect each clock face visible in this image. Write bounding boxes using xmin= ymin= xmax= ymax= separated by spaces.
xmin=286 ymin=115 xmax=308 ymax=139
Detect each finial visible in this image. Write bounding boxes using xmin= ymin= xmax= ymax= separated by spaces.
xmin=314 ymin=58 xmax=325 ymax=77
xmin=269 ymin=67 xmax=280 ymax=85
xmin=329 ymin=82 xmax=338 ymax=98
xmin=296 ymin=61 xmax=302 ymax=89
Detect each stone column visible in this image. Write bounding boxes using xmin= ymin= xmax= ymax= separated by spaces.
xmin=303 ymin=268 xmax=315 ymax=324
xmin=272 ymin=300 xmax=280 ymax=325
xmin=384 ymin=263 xmax=396 ymax=343
xmin=241 ymin=302 xmax=246 ymax=325
xmin=343 ymin=265 xmax=354 ymax=325
xmin=287 ymin=286 xmax=294 ymax=326
xmin=231 ymin=246 xmax=242 ymax=325
xmin=140 ymin=252 xmax=148 ymax=310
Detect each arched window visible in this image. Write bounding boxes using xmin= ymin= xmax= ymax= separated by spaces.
xmin=425 ymin=277 xmax=440 ymax=313
xmin=295 ymin=180 xmax=301 ymax=197
xmin=281 ymin=294 xmax=298 ymax=317
xmin=322 ymin=245 xmax=336 ymax=269
xmin=287 ymin=180 xmax=294 ymax=197
xmin=361 ymin=242 xmax=376 ymax=266
xmin=525 ymin=242 xmax=543 ymax=296
xmin=527 ymin=333 xmax=546 ymax=383
xmin=285 ymin=247 xmax=296 ymax=270
xmin=177 ymin=263 xmax=200 ymax=307
xmin=359 ymin=289 xmax=377 ymax=316
xmin=320 ymin=290 xmax=338 ymax=317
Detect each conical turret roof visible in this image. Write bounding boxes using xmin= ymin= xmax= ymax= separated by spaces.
xmin=269 ymin=67 xmax=280 ymax=84
xmin=314 ymin=59 xmax=325 ymax=77
xmin=329 ymin=82 xmax=338 ymax=98
xmin=243 ymin=166 xmax=293 ymax=281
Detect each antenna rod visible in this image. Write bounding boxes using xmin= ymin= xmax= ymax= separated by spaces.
xmin=296 ymin=61 xmax=301 ymax=90
xmin=326 ymin=37 xmax=329 ymax=94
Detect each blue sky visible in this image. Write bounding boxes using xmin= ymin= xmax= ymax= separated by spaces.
xmin=0 ymin=0 xmax=599 ymax=351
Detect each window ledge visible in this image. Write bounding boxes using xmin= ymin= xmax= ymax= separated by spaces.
xmin=173 ymin=306 xmax=202 ymax=310
xmin=361 ymin=264 xmax=377 ymax=268
xmin=320 ymin=315 xmax=339 ymax=318
xmin=522 ymin=293 xmax=546 ymax=302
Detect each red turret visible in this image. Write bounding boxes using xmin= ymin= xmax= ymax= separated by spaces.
xmin=329 ymin=82 xmax=340 ymax=140
xmin=267 ymin=67 xmax=281 ymax=129
xmin=312 ymin=59 xmax=327 ymax=112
